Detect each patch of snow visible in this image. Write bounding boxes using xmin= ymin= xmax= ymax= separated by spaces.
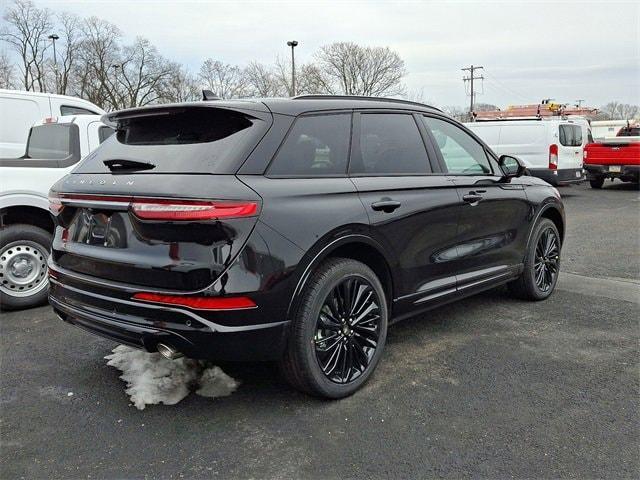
xmin=196 ymin=366 xmax=239 ymax=398
xmin=105 ymin=345 xmax=239 ymax=410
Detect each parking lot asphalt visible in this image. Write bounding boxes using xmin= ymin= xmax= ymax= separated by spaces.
xmin=1 ymin=182 xmax=639 ymax=479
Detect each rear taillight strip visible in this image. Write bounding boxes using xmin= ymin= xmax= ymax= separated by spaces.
xmin=132 ymin=292 xmax=257 ymax=311
xmin=48 ymin=193 xmax=259 ymax=220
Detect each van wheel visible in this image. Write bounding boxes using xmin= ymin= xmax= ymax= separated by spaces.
xmin=280 ymin=258 xmax=388 ymax=398
xmin=0 ymin=225 xmax=51 ymax=311
xmin=508 ymin=218 xmax=560 ymax=301
xmin=589 ymin=177 xmax=605 ymax=189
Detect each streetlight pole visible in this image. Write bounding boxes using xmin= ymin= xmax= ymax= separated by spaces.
xmin=287 ymin=40 xmax=298 ymax=96
xmin=48 ymin=34 xmax=59 ymax=94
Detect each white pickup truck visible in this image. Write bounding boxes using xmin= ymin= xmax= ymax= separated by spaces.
xmin=0 ymin=115 xmax=114 ymax=310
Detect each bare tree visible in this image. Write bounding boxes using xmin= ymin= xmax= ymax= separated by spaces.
xmin=312 ymin=42 xmax=406 ymax=97
xmin=55 ymin=12 xmax=82 ymax=95
xmin=117 ymin=37 xmax=175 ymax=107
xmin=244 ymin=61 xmax=284 ymax=97
xmin=442 ymin=105 xmax=468 ymax=122
xmin=198 ymin=59 xmax=247 ymax=99
xmin=160 ymin=62 xmax=199 ymax=103
xmin=1 ymin=0 xmax=53 ymax=91
xmin=597 ymin=102 xmax=640 ymax=120
xmin=0 ymin=50 xmax=16 ymax=88
xmin=272 ymin=56 xmax=334 ymax=96
xmin=75 ymin=16 xmax=122 ymax=109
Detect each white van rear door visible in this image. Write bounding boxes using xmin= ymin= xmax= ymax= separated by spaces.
xmin=557 ymin=124 xmax=583 ymax=169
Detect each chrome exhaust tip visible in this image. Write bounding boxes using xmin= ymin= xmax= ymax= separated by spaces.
xmin=156 ymin=343 xmax=183 ymax=360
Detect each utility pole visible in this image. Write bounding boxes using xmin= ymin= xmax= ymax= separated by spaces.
xmin=575 ymin=99 xmax=584 ymax=107
xmin=287 ymin=40 xmax=298 ymax=96
xmin=462 ymin=64 xmax=483 ymax=120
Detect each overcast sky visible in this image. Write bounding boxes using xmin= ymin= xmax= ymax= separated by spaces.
xmin=32 ymin=0 xmax=640 ymax=107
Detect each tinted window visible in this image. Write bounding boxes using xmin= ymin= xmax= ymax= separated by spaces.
xmin=75 ymin=107 xmax=267 ymax=174
xmin=26 ymin=124 xmax=72 ymax=159
xmin=98 ymin=126 xmax=115 ymax=143
xmin=60 ymin=105 xmax=100 ymax=116
xmin=268 ymin=114 xmax=351 ymax=176
xmin=351 ymin=114 xmax=430 ymax=175
xmin=559 ymin=125 xmax=582 ymax=146
xmin=423 ymin=116 xmax=492 ymax=175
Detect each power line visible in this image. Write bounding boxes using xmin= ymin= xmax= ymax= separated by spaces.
xmin=462 ymin=65 xmax=483 ymax=118
xmin=482 ymin=70 xmax=530 ymax=103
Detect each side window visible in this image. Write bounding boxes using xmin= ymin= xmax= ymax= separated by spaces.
xmin=26 ymin=124 xmax=72 ymax=160
xmin=98 ymin=126 xmax=115 ymax=143
xmin=423 ymin=116 xmax=493 ymax=175
xmin=267 ymin=114 xmax=351 ymax=176
xmin=351 ymin=114 xmax=430 ymax=175
xmin=60 ymin=105 xmax=100 ymax=116
xmin=559 ymin=125 xmax=582 ymax=147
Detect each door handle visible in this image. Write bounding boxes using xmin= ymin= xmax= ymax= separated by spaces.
xmin=371 ymin=200 xmax=401 ymax=213
xmin=462 ymin=193 xmax=483 ymax=204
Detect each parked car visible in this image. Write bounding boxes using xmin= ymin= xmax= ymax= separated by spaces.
xmin=48 ymin=96 xmax=565 ymax=398
xmin=0 ymin=115 xmax=114 ymax=310
xmin=465 ymin=117 xmax=591 ymax=186
xmin=0 ymin=89 xmax=104 ymax=158
xmin=583 ymin=126 xmax=640 ymax=188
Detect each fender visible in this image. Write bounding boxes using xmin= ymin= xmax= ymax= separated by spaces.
xmin=523 ymin=199 xmax=565 ymax=258
xmin=0 ymin=192 xmax=49 ymax=211
xmin=286 ymin=231 xmax=395 ymax=319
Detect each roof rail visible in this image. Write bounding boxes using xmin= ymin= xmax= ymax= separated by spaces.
xmin=292 ymin=94 xmax=442 ymax=112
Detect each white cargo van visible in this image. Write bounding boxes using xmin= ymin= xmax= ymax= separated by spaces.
xmin=0 ymin=89 xmax=104 ymax=157
xmin=465 ymin=117 xmax=590 ymax=186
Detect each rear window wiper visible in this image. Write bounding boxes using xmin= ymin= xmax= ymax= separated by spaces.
xmin=103 ymin=159 xmax=156 ymax=172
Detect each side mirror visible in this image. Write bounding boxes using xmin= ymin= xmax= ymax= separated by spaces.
xmin=498 ymin=155 xmax=526 ymax=180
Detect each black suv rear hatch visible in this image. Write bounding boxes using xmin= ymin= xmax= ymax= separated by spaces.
xmin=49 ymin=103 xmax=271 ymax=292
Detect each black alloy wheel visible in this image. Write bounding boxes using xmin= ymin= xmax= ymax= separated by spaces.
xmin=280 ymin=258 xmax=388 ymax=398
xmin=314 ymin=276 xmax=381 ymax=384
xmin=533 ymin=227 xmax=560 ymax=293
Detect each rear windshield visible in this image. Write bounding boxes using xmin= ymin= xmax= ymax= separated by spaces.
xmin=27 ymin=124 xmax=73 ymax=159
xmin=75 ymin=107 xmax=268 ymax=174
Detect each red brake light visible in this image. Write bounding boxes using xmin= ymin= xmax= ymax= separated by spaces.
xmin=49 ymin=193 xmax=64 ymax=214
xmin=549 ymin=144 xmax=558 ymax=170
xmin=131 ymin=199 xmax=258 ymax=221
xmin=132 ymin=292 xmax=256 ymax=311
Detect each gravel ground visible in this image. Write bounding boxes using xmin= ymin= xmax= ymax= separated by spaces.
xmin=1 ymin=182 xmax=638 ymax=479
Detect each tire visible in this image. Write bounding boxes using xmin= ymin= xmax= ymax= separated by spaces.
xmin=280 ymin=258 xmax=388 ymax=398
xmin=590 ymin=177 xmax=605 ymax=189
xmin=0 ymin=224 xmax=52 ymax=311
xmin=508 ymin=218 xmax=561 ymax=301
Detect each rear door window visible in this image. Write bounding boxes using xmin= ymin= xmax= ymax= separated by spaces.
xmin=26 ymin=124 xmax=73 ymax=159
xmin=351 ymin=113 xmax=430 ymax=175
xmin=75 ymin=107 xmax=268 ymax=174
xmin=267 ymin=113 xmax=351 ymax=177
xmin=559 ymin=125 xmax=582 ymax=146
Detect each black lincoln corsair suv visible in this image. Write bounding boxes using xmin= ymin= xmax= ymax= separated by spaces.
xmin=48 ymin=95 xmax=564 ymax=398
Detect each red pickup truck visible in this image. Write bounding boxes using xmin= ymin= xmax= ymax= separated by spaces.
xmin=583 ymin=125 xmax=640 ymax=188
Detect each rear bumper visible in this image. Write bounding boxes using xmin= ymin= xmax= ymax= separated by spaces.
xmin=583 ymin=164 xmax=640 ymax=182
xmin=48 ymin=277 xmax=289 ymax=362
xmin=528 ymin=167 xmax=585 ymax=186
